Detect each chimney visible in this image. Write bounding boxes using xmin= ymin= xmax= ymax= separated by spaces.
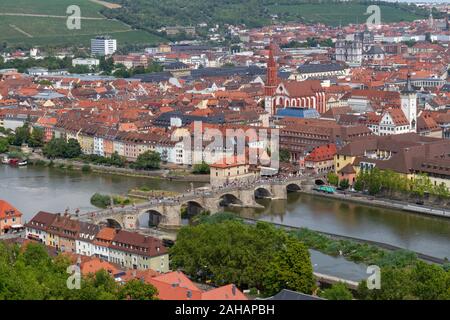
xmin=232 ymin=284 xmax=236 ymax=296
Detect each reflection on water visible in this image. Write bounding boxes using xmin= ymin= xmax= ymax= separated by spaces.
xmin=230 ymin=192 xmax=450 ymax=259
xmin=0 ymin=165 xmax=202 ymax=221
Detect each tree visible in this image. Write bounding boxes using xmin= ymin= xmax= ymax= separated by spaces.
xmin=353 ymin=176 xmax=364 ymax=192
xmin=133 ymin=150 xmax=161 ymax=170
xmin=327 ymin=172 xmax=339 ymax=186
xmin=0 ymin=241 xmax=145 ymax=300
xmin=319 ymin=38 xmax=334 ymax=48
xmin=113 ymin=68 xmax=131 ymax=78
xmin=65 ymin=138 xmax=82 ymax=158
xmin=410 ymin=261 xmax=450 ymax=300
xmin=264 ymin=238 xmax=315 ymax=296
xmin=43 ymin=138 xmax=66 ymax=159
xmin=99 ymin=56 xmax=114 ymax=74
xmin=12 ymin=123 xmax=30 ymax=146
xmin=279 ymin=149 xmax=291 ymax=162
xmin=356 ymin=267 xmax=414 ymax=300
xmin=170 ymin=218 xmax=313 ymax=295
xmin=432 ymin=182 xmax=450 ymax=199
xmin=306 ymin=37 xmax=319 ymax=47
xmin=357 ymin=262 xmax=450 ymax=300
xmin=411 ymin=173 xmax=432 ymax=198
xmin=28 ymin=128 xmax=45 ymax=148
xmin=118 ymin=279 xmax=158 ymax=300
xmin=69 ymin=65 xmax=91 ymax=74
xmin=109 ymin=152 xmax=126 ymax=167
xmin=193 ymin=161 xmax=210 ymax=174
xmin=0 ymin=138 xmax=8 ymax=153
xmin=90 ymin=193 xmax=112 ymax=208
xmin=321 ymin=283 xmax=353 ymax=300
xmin=339 ymin=178 xmax=349 ymax=190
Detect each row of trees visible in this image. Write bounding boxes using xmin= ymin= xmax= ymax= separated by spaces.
xmin=319 ymin=260 xmax=450 ymax=300
xmin=1 ymin=124 xmax=45 ymax=148
xmin=112 ymin=62 xmax=164 ymax=78
xmin=0 ymin=242 xmax=157 ymax=300
xmin=327 ymin=172 xmax=349 ymax=189
xmin=192 ymin=161 xmax=210 ymax=174
xmin=0 ymin=55 xmax=163 ymax=77
xmin=357 ymin=261 xmax=450 ymax=300
xmin=80 ymin=153 xmax=126 ymax=168
xmin=0 ymin=56 xmax=72 ymax=73
xmin=130 ymin=150 xmax=161 ymax=170
xmin=42 ymin=138 xmax=162 ymax=171
xmin=43 ymin=138 xmax=82 ymax=159
xmin=327 ymin=168 xmax=450 ymax=199
xmin=170 ymin=215 xmax=315 ymax=296
xmin=280 ymin=37 xmax=334 ymax=48
xmin=354 ymin=168 xmax=450 ymax=198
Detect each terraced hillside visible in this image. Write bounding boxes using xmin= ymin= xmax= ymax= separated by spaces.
xmin=0 ymin=0 xmax=162 ymax=47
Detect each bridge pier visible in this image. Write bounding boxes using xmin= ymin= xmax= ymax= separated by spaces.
xmin=158 ymin=205 xmax=182 ymax=230
xmin=270 ymin=184 xmax=288 ymax=200
xmin=237 ymin=189 xmax=265 ymax=208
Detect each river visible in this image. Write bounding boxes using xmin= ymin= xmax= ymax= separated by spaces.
xmin=230 ymin=192 xmax=450 ymax=260
xmin=0 ymin=165 xmax=201 ymax=220
xmin=1 ymin=165 xmax=449 ymax=276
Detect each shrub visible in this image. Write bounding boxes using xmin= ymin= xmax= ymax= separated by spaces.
xmin=90 ymin=193 xmax=111 ymax=208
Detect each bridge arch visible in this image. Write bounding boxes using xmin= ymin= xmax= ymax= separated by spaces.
xmin=286 ymin=183 xmax=302 ymax=193
xmin=219 ymin=193 xmax=243 ymax=207
xmin=315 ymin=178 xmax=326 ymax=186
xmin=138 ymin=209 xmax=165 ymax=228
xmin=181 ymin=200 xmax=206 ymax=220
xmin=99 ymin=218 xmax=122 ymax=229
xmin=254 ymin=187 xmax=272 ymax=199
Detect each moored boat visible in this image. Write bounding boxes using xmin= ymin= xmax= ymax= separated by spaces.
xmin=18 ymin=160 xmax=28 ymax=166
xmin=8 ymin=158 xmax=19 ymax=166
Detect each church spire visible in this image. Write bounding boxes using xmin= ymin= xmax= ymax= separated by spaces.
xmin=264 ymin=37 xmax=279 ymax=115
xmin=402 ymin=72 xmax=414 ymax=94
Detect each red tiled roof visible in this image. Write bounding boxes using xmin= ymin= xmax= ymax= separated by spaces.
xmin=0 ymin=200 xmax=22 ymax=220
xmin=81 ymin=257 xmax=120 ymax=276
xmin=305 ymin=144 xmax=337 ymax=162
xmin=201 ymin=284 xmax=248 ymax=300
xmin=149 ymin=271 xmax=203 ymax=300
xmin=385 ymin=108 xmax=408 ymax=126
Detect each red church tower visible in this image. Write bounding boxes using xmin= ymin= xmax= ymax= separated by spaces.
xmin=264 ymin=41 xmax=279 ymax=115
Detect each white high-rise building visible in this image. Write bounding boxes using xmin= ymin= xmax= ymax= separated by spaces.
xmin=91 ymin=36 xmax=117 ymax=56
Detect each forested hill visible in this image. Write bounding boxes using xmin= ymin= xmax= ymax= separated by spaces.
xmin=102 ymin=0 xmax=429 ymax=32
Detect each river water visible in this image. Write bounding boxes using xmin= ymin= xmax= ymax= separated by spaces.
xmin=0 ymin=165 xmax=200 ymax=219
xmin=230 ymin=193 xmax=450 ymax=260
xmin=1 ymin=165 xmax=448 ymax=277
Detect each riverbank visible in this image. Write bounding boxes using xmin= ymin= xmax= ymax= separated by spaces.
xmin=241 ymin=217 xmax=447 ymax=264
xmin=303 ymin=189 xmax=450 ymax=219
xmin=27 ymin=156 xmax=210 ymax=182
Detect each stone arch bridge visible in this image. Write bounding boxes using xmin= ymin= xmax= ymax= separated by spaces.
xmin=79 ymin=176 xmax=319 ymax=230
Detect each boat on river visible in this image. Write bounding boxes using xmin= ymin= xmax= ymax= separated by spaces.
xmin=8 ymin=158 xmax=27 ymax=166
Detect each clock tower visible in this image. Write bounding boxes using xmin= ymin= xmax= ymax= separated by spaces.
xmin=400 ymin=73 xmax=417 ymax=133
